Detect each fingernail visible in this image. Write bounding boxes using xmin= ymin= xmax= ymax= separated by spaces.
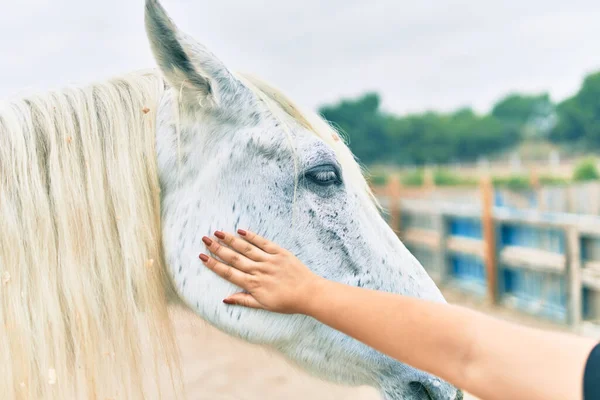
xmin=214 ymin=231 xmax=225 ymax=240
xmin=223 ymin=299 xmax=235 ymax=305
xmin=199 ymin=254 xmax=209 ymax=262
xmin=237 ymin=229 xmax=247 ymax=236
xmin=202 ymin=236 xmax=213 ymax=246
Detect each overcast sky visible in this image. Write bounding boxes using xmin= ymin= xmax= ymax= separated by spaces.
xmin=2 ymin=0 xmax=600 ymax=115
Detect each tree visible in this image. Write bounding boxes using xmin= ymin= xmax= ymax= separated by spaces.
xmin=549 ymin=97 xmax=586 ymax=143
xmin=492 ymin=93 xmax=551 ymax=125
xmin=491 ymin=93 xmax=555 ymax=139
xmin=319 ymin=93 xmax=388 ymax=165
xmin=319 ymin=96 xmax=520 ymax=166
xmin=550 ymin=71 xmax=600 ymax=147
xmin=316 ymin=69 xmax=600 ymax=167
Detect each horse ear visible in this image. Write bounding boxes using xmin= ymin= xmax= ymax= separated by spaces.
xmin=144 ymin=0 xmax=243 ymax=108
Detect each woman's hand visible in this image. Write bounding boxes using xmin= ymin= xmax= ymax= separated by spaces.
xmin=199 ymin=229 xmax=323 ymax=314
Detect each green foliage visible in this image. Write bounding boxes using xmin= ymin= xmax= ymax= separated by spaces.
xmin=573 ymin=158 xmax=600 ymax=182
xmin=433 ymin=170 xmax=478 ymax=187
xmin=551 ymin=72 xmax=600 ymax=147
xmin=368 ymin=172 xmax=389 ymax=186
xmin=319 ymin=96 xmax=520 ymax=166
xmin=492 ymin=93 xmax=557 ymax=141
xmin=538 ymin=175 xmax=569 ymax=186
xmin=401 ymin=170 xmax=424 ymax=187
xmin=319 ymin=93 xmax=388 ymax=165
xmin=492 ymin=93 xmax=552 ymax=126
xmin=492 ymin=175 xmax=531 ymax=190
xmin=550 ymin=97 xmax=587 ymax=143
xmin=317 ymin=69 xmax=600 ymax=168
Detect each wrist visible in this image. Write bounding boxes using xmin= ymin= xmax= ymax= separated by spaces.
xmin=298 ymin=275 xmax=330 ymax=316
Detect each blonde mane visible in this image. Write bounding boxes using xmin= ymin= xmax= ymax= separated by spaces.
xmin=0 ymin=68 xmax=374 ymax=399
xmin=0 ymin=70 xmax=179 ymax=399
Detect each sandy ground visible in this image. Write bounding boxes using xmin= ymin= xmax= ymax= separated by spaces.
xmin=169 ymin=288 xmax=578 ymax=400
xmin=170 ymin=308 xmax=378 ymax=400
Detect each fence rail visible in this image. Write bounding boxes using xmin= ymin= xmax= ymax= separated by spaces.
xmin=373 ymin=177 xmax=600 ymax=336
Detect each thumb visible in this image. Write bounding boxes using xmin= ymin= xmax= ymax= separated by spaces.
xmin=223 ymin=293 xmax=265 ymax=309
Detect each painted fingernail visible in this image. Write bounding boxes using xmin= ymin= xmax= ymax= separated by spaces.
xmin=223 ymin=299 xmax=235 ymax=305
xmin=214 ymin=231 xmax=225 ymax=240
xmin=199 ymin=254 xmax=209 ymax=262
xmin=202 ymin=236 xmax=213 ymax=246
xmin=237 ymin=229 xmax=247 ymax=236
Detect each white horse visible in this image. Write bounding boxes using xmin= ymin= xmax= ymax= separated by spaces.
xmin=0 ymin=1 xmax=462 ymax=399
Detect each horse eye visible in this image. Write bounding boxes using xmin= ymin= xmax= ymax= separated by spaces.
xmin=305 ymin=165 xmax=342 ymax=187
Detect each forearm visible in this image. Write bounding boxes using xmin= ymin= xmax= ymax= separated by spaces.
xmin=467 ymin=319 xmax=595 ymax=400
xmin=304 ymin=279 xmax=477 ymax=389
xmin=305 ymin=279 xmax=596 ymax=400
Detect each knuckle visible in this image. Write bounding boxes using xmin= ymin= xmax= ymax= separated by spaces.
xmin=254 ymin=258 xmax=268 ymax=270
xmin=230 ymin=254 xmax=241 ymax=264
xmin=250 ymin=261 xmax=262 ymax=272
xmin=247 ymin=276 xmax=260 ymax=288
xmin=223 ymin=267 xmax=233 ymax=280
xmin=244 ymin=245 xmax=253 ymax=254
xmin=254 ymin=261 xmax=267 ymax=272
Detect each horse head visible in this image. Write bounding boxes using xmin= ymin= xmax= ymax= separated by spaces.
xmin=145 ymin=1 xmax=462 ymax=399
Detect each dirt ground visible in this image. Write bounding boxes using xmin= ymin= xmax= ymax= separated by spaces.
xmin=170 ymin=288 xmax=579 ymax=400
xmin=170 ymin=307 xmax=377 ymax=400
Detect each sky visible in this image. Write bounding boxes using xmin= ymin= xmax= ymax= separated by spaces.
xmin=2 ymin=0 xmax=600 ymax=116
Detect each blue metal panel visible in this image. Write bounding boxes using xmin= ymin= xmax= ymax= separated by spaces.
xmin=449 ymin=254 xmax=487 ymax=296
xmin=494 ymin=190 xmax=503 ymax=207
xmin=528 ymin=191 xmax=538 ymax=208
xmin=582 ymin=237 xmax=600 ymax=262
xmin=501 ymin=268 xmax=567 ymax=322
xmin=449 ymin=218 xmax=483 ymax=239
xmin=500 ymin=225 xmax=565 ymax=254
xmin=583 ymin=288 xmax=591 ymax=320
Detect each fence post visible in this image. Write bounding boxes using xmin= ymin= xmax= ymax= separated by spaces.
xmin=424 ymin=167 xmax=435 ymax=189
xmin=387 ymin=175 xmax=402 ymax=235
xmin=530 ymin=167 xmax=546 ymax=212
xmin=566 ymin=227 xmax=582 ymax=329
xmin=529 ymin=166 xmax=539 ymax=188
xmin=480 ymin=176 xmax=498 ymax=304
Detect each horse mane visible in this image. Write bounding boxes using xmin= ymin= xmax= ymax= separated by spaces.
xmin=0 ymin=69 xmax=180 ymax=399
xmin=0 ymin=68 xmax=376 ymax=399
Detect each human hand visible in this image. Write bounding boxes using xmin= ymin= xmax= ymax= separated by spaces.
xmin=199 ymin=230 xmax=324 ymax=314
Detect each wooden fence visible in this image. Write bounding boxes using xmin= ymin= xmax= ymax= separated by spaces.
xmin=373 ymin=177 xmax=600 ymax=336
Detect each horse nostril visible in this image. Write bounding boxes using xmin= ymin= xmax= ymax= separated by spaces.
xmin=409 ymin=381 xmax=424 ymax=392
xmin=409 ymin=380 xmax=463 ymax=400
xmin=409 ymin=381 xmax=433 ymax=400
